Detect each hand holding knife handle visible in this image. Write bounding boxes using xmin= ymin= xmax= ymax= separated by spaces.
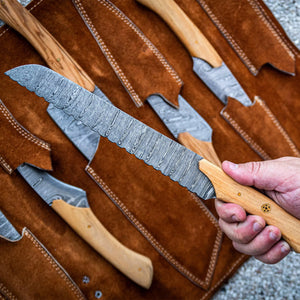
xmin=17 ymin=163 xmax=153 ymax=289
xmin=0 ymin=0 xmax=95 ymax=92
xmin=137 ymin=0 xmax=222 ymax=68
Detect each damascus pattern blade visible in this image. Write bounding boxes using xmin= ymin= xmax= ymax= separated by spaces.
xmin=0 ymin=211 xmax=21 ymax=241
xmin=193 ymin=58 xmax=252 ymax=106
xmin=17 ymin=163 xmax=89 ymax=208
xmin=147 ymin=94 xmax=213 ymax=142
xmin=7 ymin=65 xmax=216 ymax=200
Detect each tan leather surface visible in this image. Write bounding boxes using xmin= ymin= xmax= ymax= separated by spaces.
xmin=0 ymin=0 xmax=299 ymax=299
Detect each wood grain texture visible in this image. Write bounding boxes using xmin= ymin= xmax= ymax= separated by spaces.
xmin=137 ymin=0 xmax=223 ymax=67
xmin=178 ymin=132 xmax=221 ymax=167
xmin=199 ymin=159 xmax=300 ymax=253
xmin=52 ymin=199 xmax=153 ymax=289
xmin=0 ymin=0 xmax=95 ymax=91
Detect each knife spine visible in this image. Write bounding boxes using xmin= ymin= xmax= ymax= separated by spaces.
xmin=0 ymin=211 xmax=22 ymax=242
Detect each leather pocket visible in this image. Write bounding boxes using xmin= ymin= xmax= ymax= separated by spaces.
xmin=221 ymin=97 xmax=300 ymax=159
xmin=193 ymin=0 xmax=297 ymax=75
xmin=0 ymin=227 xmax=86 ymax=300
xmin=86 ymin=137 xmax=223 ymax=290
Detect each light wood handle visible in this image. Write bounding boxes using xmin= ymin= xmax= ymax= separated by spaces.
xmin=137 ymin=0 xmax=222 ymax=67
xmin=52 ymin=199 xmax=153 ymax=289
xmin=199 ymin=159 xmax=300 ymax=252
xmin=178 ymin=132 xmax=221 ymax=167
xmin=0 ymin=0 xmax=95 ymax=91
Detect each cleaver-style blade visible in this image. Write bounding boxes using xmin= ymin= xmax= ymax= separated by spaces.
xmin=136 ymin=0 xmax=252 ymax=106
xmin=6 ymin=64 xmax=300 ymax=252
xmin=16 ymin=163 xmax=153 ymax=289
xmin=148 ymin=94 xmax=221 ymax=166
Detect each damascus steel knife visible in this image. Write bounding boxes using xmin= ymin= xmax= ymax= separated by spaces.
xmin=136 ymin=0 xmax=252 ymax=107
xmin=16 ymin=163 xmax=153 ymax=288
xmin=7 ymin=64 xmax=300 ymax=252
xmin=0 ymin=210 xmax=22 ymax=241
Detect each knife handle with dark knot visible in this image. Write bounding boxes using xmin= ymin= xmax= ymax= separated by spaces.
xmin=0 ymin=0 xmax=95 ymax=92
xmin=137 ymin=0 xmax=223 ymax=67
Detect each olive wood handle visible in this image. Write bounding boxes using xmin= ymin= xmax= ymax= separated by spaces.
xmin=178 ymin=132 xmax=221 ymax=167
xmin=0 ymin=0 xmax=95 ymax=91
xmin=52 ymin=199 xmax=153 ymax=289
xmin=137 ymin=0 xmax=222 ymax=67
xmin=199 ymin=159 xmax=300 ymax=252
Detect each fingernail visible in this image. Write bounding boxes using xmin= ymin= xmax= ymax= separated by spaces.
xmin=269 ymin=230 xmax=279 ymax=241
xmin=281 ymin=242 xmax=290 ymax=254
xmin=232 ymin=215 xmax=239 ymax=222
xmin=227 ymin=161 xmax=238 ymax=170
xmin=253 ymin=222 xmax=263 ymax=232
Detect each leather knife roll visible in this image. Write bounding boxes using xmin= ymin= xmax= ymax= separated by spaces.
xmin=0 ymin=0 xmax=299 ymax=299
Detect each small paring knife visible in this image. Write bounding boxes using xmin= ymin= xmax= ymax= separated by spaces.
xmin=6 ymin=64 xmax=300 ymax=253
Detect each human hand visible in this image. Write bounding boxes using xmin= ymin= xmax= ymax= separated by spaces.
xmin=215 ymin=157 xmax=300 ymax=263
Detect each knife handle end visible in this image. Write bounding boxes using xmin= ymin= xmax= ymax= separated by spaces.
xmin=52 ymin=199 xmax=153 ymax=288
xmin=199 ymin=159 xmax=300 ymax=253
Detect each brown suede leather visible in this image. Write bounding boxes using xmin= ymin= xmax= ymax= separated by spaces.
xmin=221 ymin=97 xmax=300 ymax=160
xmin=195 ymin=0 xmax=297 ymax=75
xmin=0 ymin=0 xmax=299 ymax=299
xmin=0 ymin=228 xmax=86 ymax=300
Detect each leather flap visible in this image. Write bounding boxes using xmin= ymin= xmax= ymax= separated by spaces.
xmin=73 ymin=0 xmax=182 ymax=107
xmin=0 ymin=100 xmax=52 ymax=174
xmin=221 ymin=97 xmax=300 ymax=160
xmin=193 ymin=0 xmax=297 ymax=75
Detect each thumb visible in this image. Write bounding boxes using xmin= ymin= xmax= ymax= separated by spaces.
xmin=222 ymin=160 xmax=282 ymax=191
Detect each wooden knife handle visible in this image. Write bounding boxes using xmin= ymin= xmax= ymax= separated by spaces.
xmin=0 ymin=0 xmax=95 ymax=92
xmin=137 ymin=0 xmax=222 ymax=67
xmin=178 ymin=132 xmax=221 ymax=167
xmin=199 ymin=159 xmax=300 ymax=252
xmin=52 ymin=199 xmax=153 ymax=289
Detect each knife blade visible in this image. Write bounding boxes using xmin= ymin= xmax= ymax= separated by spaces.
xmin=0 ymin=0 xmax=109 ymax=159
xmin=0 ymin=210 xmax=22 ymax=241
xmin=136 ymin=0 xmax=252 ymax=107
xmin=148 ymin=94 xmax=221 ymax=167
xmin=7 ymin=64 xmax=300 ymax=252
xmin=16 ymin=163 xmax=153 ymax=288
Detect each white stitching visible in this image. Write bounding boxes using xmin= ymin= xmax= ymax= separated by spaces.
xmin=255 ymin=96 xmax=300 ymax=157
xmin=0 ymin=282 xmax=17 ymax=300
xmin=0 ymin=103 xmax=51 ymax=151
xmin=222 ymin=110 xmax=271 ymax=160
xmin=0 ymin=156 xmax=13 ymax=174
xmin=86 ymin=165 xmax=221 ymax=288
xmin=24 ymin=230 xmax=85 ymax=300
xmin=74 ymin=0 xmax=182 ymax=107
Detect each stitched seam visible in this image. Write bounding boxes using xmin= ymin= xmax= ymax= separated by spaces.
xmin=196 ymin=0 xmax=258 ymax=74
xmin=99 ymin=0 xmax=182 ymax=86
xmin=190 ymin=193 xmax=223 ymax=286
xmin=0 ymin=156 xmax=13 ymax=174
xmin=0 ymin=283 xmax=17 ymax=300
xmin=74 ymin=0 xmax=143 ymax=107
xmin=87 ymin=165 xmax=219 ymax=288
xmin=252 ymin=0 xmax=298 ymax=57
xmin=0 ymin=103 xmax=50 ymax=151
xmin=222 ymin=111 xmax=271 ymax=160
xmin=246 ymin=0 xmax=295 ymax=60
xmin=255 ymin=96 xmax=300 ymax=157
xmin=200 ymin=254 xmax=248 ymax=300
xmin=24 ymin=230 xmax=85 ymax=300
